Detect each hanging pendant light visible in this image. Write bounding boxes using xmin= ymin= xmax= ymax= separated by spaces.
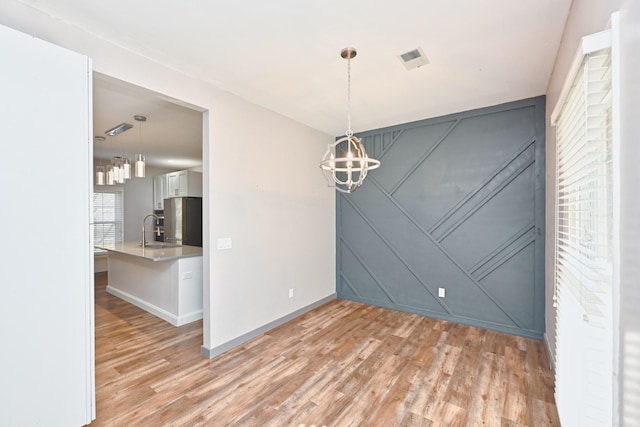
xmin=119 ymin=130 xmax=132 ymax=180
xmin=94 ymin=136 xmax=105 ymax=186
xmin=102 ymin=124 xmax=135 ymax=185
xmin=113 ymin=158 xmax=124 ymax=184
xmin=123 ymin=156 xmax=132 ymax=180
xmin=106 ymin=165 xmax=115 ymax=186
xmin=96 ymin=165 xmax=105 ymax=186
xmin=134 ymin=115 xmax=147 ymax=178
xmin=111 ymin=157 xmax=127 ymax=184
xmin=320 ymin=47 xmax=380 ymax=193
xmin=135 ymin=153 xmax=145 ymax=178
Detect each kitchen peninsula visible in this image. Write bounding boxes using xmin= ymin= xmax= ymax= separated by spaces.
xmin=96 ymin=242 xmax=203 ymax=326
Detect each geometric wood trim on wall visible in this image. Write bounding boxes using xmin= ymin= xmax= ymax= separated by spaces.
xmin=336 ymin=96 xmax=546 ymax=339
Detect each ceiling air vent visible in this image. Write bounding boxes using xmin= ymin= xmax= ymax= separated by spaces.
xmin=398 ymin=47 xmax=429 ymax=70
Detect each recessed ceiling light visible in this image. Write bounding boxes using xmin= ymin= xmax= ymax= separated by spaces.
xmin=397 ymin=47 xmax=429 ymax=70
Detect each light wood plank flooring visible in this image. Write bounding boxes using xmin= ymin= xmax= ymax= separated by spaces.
xmin=91 ymin=272 xmax=559 ymax=426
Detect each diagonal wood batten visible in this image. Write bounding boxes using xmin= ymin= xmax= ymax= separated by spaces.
xmin=91 ymin=272 xmax=559 ymax=426
xmin=337 ymin=97 xmax=547 ymax=339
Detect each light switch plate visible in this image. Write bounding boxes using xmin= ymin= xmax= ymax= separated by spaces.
xmin=217 ymin=237 xmax=232 ymax=250
xmin=438 ymin=287 xmax=445 ymax=298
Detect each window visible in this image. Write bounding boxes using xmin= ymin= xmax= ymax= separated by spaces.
xmin=552 ymin=30 xmax=614 ymax=427
xmin=93 ymin=188 xmax=124 ymax=246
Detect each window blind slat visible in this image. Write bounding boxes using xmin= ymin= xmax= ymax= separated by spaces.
xmin=93 ymin=188 xmax=124 ymax=245
xmin=554 ymin=45 xmax=613 ymax=427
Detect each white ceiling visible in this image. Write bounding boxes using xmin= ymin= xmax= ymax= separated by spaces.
xmin=18 ymin=0 xmax=571 ymax=166
xmin=93 ymin=75 xmax=203 ymax=169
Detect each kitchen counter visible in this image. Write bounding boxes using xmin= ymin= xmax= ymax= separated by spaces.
xmin=96 ymin=241 xmax=203 ymax=326
xmin=95 ymin=241 xmax=202 ymax=262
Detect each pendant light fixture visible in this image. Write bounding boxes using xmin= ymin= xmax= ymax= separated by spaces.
xmin=123 ymin=156 xmax=132 ymax=180
xmin=320 ymin=47 xmax=380 ymax=193
xmin=106 ymin=164 xmax=115 ymax=186
xmin=113 ymin=133 xmax=132 ymax=182
xmin=109 ymin=133 xmax=123 ymax=184
xmin=111 ymin=156 xmax=128 ymax=183
xmin=101 ymin=120 xmax=136 ymax=185
xmin=114 ymin=156 xmax=124 ymax=184
xmin=105 ymin=122 xmax=133 ymax=136
xmin=95 ymin=136 xmax=105 ymax=186
xmin=96 ymin=165 xmax=105 ymax=186
xmin=119 ymin=128 xmax=132 ymax=180
xmin=134 ymin=115 xmax=146 ymax=178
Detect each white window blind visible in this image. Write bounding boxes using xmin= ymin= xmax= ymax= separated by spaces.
xmin=93 ymin=188 xmax=124 ymax=246
xmin=553 ymin=37 xmax=613 ymax=427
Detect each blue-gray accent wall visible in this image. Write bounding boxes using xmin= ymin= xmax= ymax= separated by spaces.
xmin=336 ymin=96 xmax=546 ymax=339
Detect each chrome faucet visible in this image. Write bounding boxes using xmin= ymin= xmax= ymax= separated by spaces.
xmin=142 ymin=213 xmax=159 ymax=248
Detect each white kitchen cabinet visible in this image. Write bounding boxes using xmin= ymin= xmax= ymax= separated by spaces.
xmin=155 ymin=170 xmax=202 ymax=207
xmin=167 ymin=171 xmax=182 ymax=197
xmin=100 ymin=244 xmax=203 ymax=326
xmin=153 ymin=174 xmax=168 ymax=209
xmin=167 ymin=170 xmax=202 ymax=198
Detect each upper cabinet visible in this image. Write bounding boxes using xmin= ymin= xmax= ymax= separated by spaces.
xmin=153 ymin=174 xmax=168 ymax=210
xmin=154 ymin=170 xmax=202 ymax=209
xmin=167 ymin=171 xmax=184 ymax=197
xmin=168 ymin=170 xmax=202 ymax=198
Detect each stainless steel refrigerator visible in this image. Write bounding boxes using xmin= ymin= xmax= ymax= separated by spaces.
xmin=164 ymin=197 xmax=202 ymax=247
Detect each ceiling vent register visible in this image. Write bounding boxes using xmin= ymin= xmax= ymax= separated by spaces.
xmin=398 ymin=47 xmax=429 ymax=70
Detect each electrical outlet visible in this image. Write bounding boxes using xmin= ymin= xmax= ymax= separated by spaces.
xmin=288 ymin=288 xmax=294 ymax=298
xmin=438 ymin=287 xmax=445 ymax=298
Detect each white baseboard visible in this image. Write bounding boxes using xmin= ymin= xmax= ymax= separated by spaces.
xmin=176 ymin=309 xmax=204 ymax=326
xmin=106 ymin=285 xmax=202 ymax=327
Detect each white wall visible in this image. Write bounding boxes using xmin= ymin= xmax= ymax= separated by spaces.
xmin=0 ymin=1 xmax=335 ymax=358
xmin=0 ymin=23 xmax=94 ymax=425
xmin=544 ymin=0 xmax=620 ymax=367
xmin=618 ymin=2 xmax=640 ymax=425
xmin=207 ymin=92 xmax=336 ymax=349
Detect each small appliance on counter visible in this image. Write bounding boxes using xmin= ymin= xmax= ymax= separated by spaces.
xmin=164 ymin=197 xmax=202 ymax=247
xmin=153 ymin=209 xmax=165 ymax=242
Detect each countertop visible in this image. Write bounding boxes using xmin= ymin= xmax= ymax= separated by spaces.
xmin=95 ymin=242 xmax=203 ymax=262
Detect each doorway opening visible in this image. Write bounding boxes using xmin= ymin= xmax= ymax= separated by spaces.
xmin=91 ymin=71 xmax=208 ymax=344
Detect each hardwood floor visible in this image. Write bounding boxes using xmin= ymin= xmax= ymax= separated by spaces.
xmin=91 ymin=272 xmax=559 ymax=426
